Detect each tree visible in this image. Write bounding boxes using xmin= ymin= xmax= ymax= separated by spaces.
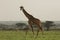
xmin=44 ymin=21 xmax=54 ymax=31
xmin=16 ymin=23 xmax=26 ymax=26
xmin=16 ymin=23 xmax=29 ymax=30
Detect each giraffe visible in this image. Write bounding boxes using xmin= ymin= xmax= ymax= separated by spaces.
xmin=20 ymin=6 xmax=43 ymax=37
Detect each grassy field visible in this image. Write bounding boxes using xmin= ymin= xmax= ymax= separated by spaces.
xmin=0 ymin=30 xmax=60 ymax=40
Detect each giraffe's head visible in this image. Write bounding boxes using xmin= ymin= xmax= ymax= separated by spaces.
xmin=20 ymin=6 xmax=24 ymax=10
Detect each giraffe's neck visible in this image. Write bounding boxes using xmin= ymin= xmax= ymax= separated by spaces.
xmin=22 ymin=8 xmax=34 ymax=19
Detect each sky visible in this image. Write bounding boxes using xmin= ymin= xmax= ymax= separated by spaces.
xmin=0 ymin=0 xmax=60 ymax=21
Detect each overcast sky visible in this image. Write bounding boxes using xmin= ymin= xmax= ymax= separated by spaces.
xmin=0 ymin=0 xmax=60 ymax=21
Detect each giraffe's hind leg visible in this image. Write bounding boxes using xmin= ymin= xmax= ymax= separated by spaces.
xmin=34 ymin=20 xmax=43 ymax=38
xmin=37 ymin=24 xmax=43 ymax=37
xmin=35 ymin=25 xmax=40 ymax=38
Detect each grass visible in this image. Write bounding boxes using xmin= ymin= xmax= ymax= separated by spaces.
xmin=0 ymin=30 xmax=60 ymax=40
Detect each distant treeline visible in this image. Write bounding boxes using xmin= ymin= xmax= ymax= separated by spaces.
xmin=0 ymin=21 xmax=60 ymax=31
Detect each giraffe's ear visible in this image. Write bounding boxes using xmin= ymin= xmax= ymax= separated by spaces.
xmin=20 ymin=6 xmax=23 ymax=8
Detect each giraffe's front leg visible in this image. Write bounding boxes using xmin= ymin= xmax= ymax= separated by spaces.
xmin=28 ymin=21 xmax=34 ymax=35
